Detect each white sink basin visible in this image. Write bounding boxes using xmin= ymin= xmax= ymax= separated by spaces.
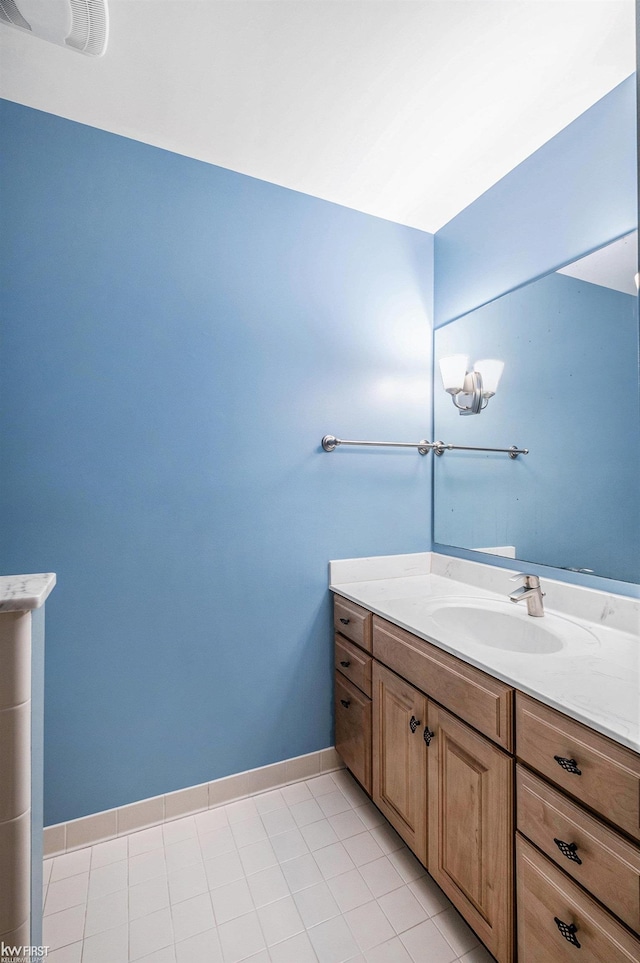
xmin=421 ymin=597 xmax=599 ymax=655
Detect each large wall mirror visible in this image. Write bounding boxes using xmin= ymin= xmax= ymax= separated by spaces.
xmin=433 ymin=230 xmax=639 ymax=583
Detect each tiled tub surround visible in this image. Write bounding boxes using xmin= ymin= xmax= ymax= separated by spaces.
xmin=330 ymin=552 xmax=640 ymax=752
xmin=0 ymin=573 xmax=56 ymax=948
xmin=41 ymin=768 xmax=494 ymax=963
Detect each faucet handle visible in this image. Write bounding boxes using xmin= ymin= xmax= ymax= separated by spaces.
xmin=510 ymin=572 xmax=541 ymax=587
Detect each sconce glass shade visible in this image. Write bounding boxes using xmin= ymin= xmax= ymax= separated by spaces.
xmin=439 ymin=355 xmax=468 ymax=394
xmin=474 ymin=359 xmax=504 ymax=397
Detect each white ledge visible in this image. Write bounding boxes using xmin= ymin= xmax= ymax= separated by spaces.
xmin=0 ymin=573 xmax=57 ymax=612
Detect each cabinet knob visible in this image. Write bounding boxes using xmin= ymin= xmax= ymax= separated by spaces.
xmin=409 ymin=715 xmax=421 ymax=733
xmin=423 ymin=727 xmax=435 ymax=746
xmin=340 ymin=699 xmax=351 ymax=709
xmin=554 ymin=755 xmax=582 ymax=776
xmin=553 ymin=917 xmax=581 ymax=948
xmin=553 ymin=838 xmax=582 ymax=865
xmin=340 ymin=660 xmax=351 ymax=668
xmin=339 ymin=618 xmax=350 ymax=625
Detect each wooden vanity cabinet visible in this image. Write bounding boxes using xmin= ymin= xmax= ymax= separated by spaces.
xmin=333 ymin=596 xmax=640 ymax=962
xmin=336 ymin=602 xmax=515 ymax=962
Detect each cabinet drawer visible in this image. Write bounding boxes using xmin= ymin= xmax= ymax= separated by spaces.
xmin=333 ymin=597 xmax=372 ymax=652
xmin=335 ymin=672 xmax=372 ymax=794
xmin=517 ymin=765 xmax=640 ymax=933
xmin=373 ymin=616 xmax=513 ymax=751
xmin=516 ymin=834 xmax=640 ymax=963
xmin=335 ymin=635 xmax=372 ymax=697
xmin=516 ymin=693 xmax=640 ymax=841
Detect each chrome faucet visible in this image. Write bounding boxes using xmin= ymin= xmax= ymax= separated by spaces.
xmin=509 ymin=573 xmax=545 ymax=617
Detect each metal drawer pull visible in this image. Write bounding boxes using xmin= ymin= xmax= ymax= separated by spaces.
xmin=553 ymin=917 xmax=581 ymax=948
xmin=340 ymin=660 xmax=351 ymax=667
xmin=554 ymin=755 xmax=582 ymax=775
xmin=554 ymin=838 xmax=582 ymax=864
xmin=423 ymin=727 xmax=435 ymax=746
xmin=409 ymin=715 xmax=420 ymax=733
xmin=340 ymin=699 xmax=350 ymax=709
xmin=339 ymin=618 xmax=350 ymax=625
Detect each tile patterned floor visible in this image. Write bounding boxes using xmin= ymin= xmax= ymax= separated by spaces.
xmin=42 ymin=769 xmax=497 ymax=963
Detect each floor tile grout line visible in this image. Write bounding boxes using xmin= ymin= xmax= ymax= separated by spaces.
xmin=42 ymin=769 xmax=489 ymax=963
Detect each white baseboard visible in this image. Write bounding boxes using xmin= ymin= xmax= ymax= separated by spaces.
xmin=43 ymin=747 xmax=344 ymax=857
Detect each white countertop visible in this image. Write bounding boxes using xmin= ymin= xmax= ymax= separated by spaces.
xmin=0 ymin=573 xmax=56 ymax=612
xmin=330 ymin=553 xmax=640 ymax=754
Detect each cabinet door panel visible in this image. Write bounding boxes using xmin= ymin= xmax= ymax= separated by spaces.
xmin=429 ymin=703 xmax=514 ymax=963
xmin=372 ymin=662 xmax=428 ymax=865
xmin=335 ymin=672 xmax=372 ymax=794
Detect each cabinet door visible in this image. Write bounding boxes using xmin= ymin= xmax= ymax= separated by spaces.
xmin=335 ymin=672 xmax=372 ymax=794
xmin=428 ymin=703 xmax=514 ymax=963
xmin=372 ymin=661 xmax=428 ymax=865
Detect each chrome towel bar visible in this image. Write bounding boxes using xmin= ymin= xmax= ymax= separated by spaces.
xmin=321 ymin=435 xmax=432 ymax=455
xmin=321 ymin=435 xmax=528 ymax=458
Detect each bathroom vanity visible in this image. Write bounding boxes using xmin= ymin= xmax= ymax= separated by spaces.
xmin=331 ymin=553 xmax=640 ymax=963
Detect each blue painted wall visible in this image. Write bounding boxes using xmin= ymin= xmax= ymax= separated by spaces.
xmin=433 ymin=272 xmax=639 ymax=584
xmin=0 ymin=100 xmax=433 ymax=824
xmin=435 ymin=76 xmax=637 ymax=326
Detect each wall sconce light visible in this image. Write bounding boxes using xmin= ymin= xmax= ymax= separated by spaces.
xmin=439 ymin=355 xmax=504 ymax=415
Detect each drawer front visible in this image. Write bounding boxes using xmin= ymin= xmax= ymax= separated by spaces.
xmin=516 ymin=834 xmax=640 ymax=963
xmin=372 ymin=616 xmax=513 ymax=751
xmin=516 ymin=693 xmax=640 ymax=841
xmin=517 ymin=765 xmax=640 ymax=933
xmin=333 ymin=597 xmax=372 ymax=653
xmin=335 ymin=634 xmax=372 ymax=697
xmin=335 ymin=672 xmax=372 ymax=794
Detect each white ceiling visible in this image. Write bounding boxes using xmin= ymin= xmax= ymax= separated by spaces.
xmin=558 ymin=231 xmax=638 ymax=295
xmin=0 ymin=0 xmax=636 ymax=233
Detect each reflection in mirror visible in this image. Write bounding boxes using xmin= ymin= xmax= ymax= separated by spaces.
xmin=433 ymin=231 xmax=639 ymax=583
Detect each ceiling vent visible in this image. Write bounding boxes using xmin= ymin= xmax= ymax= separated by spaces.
xmin=0 ymin=0 xmax=108 ymax=56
